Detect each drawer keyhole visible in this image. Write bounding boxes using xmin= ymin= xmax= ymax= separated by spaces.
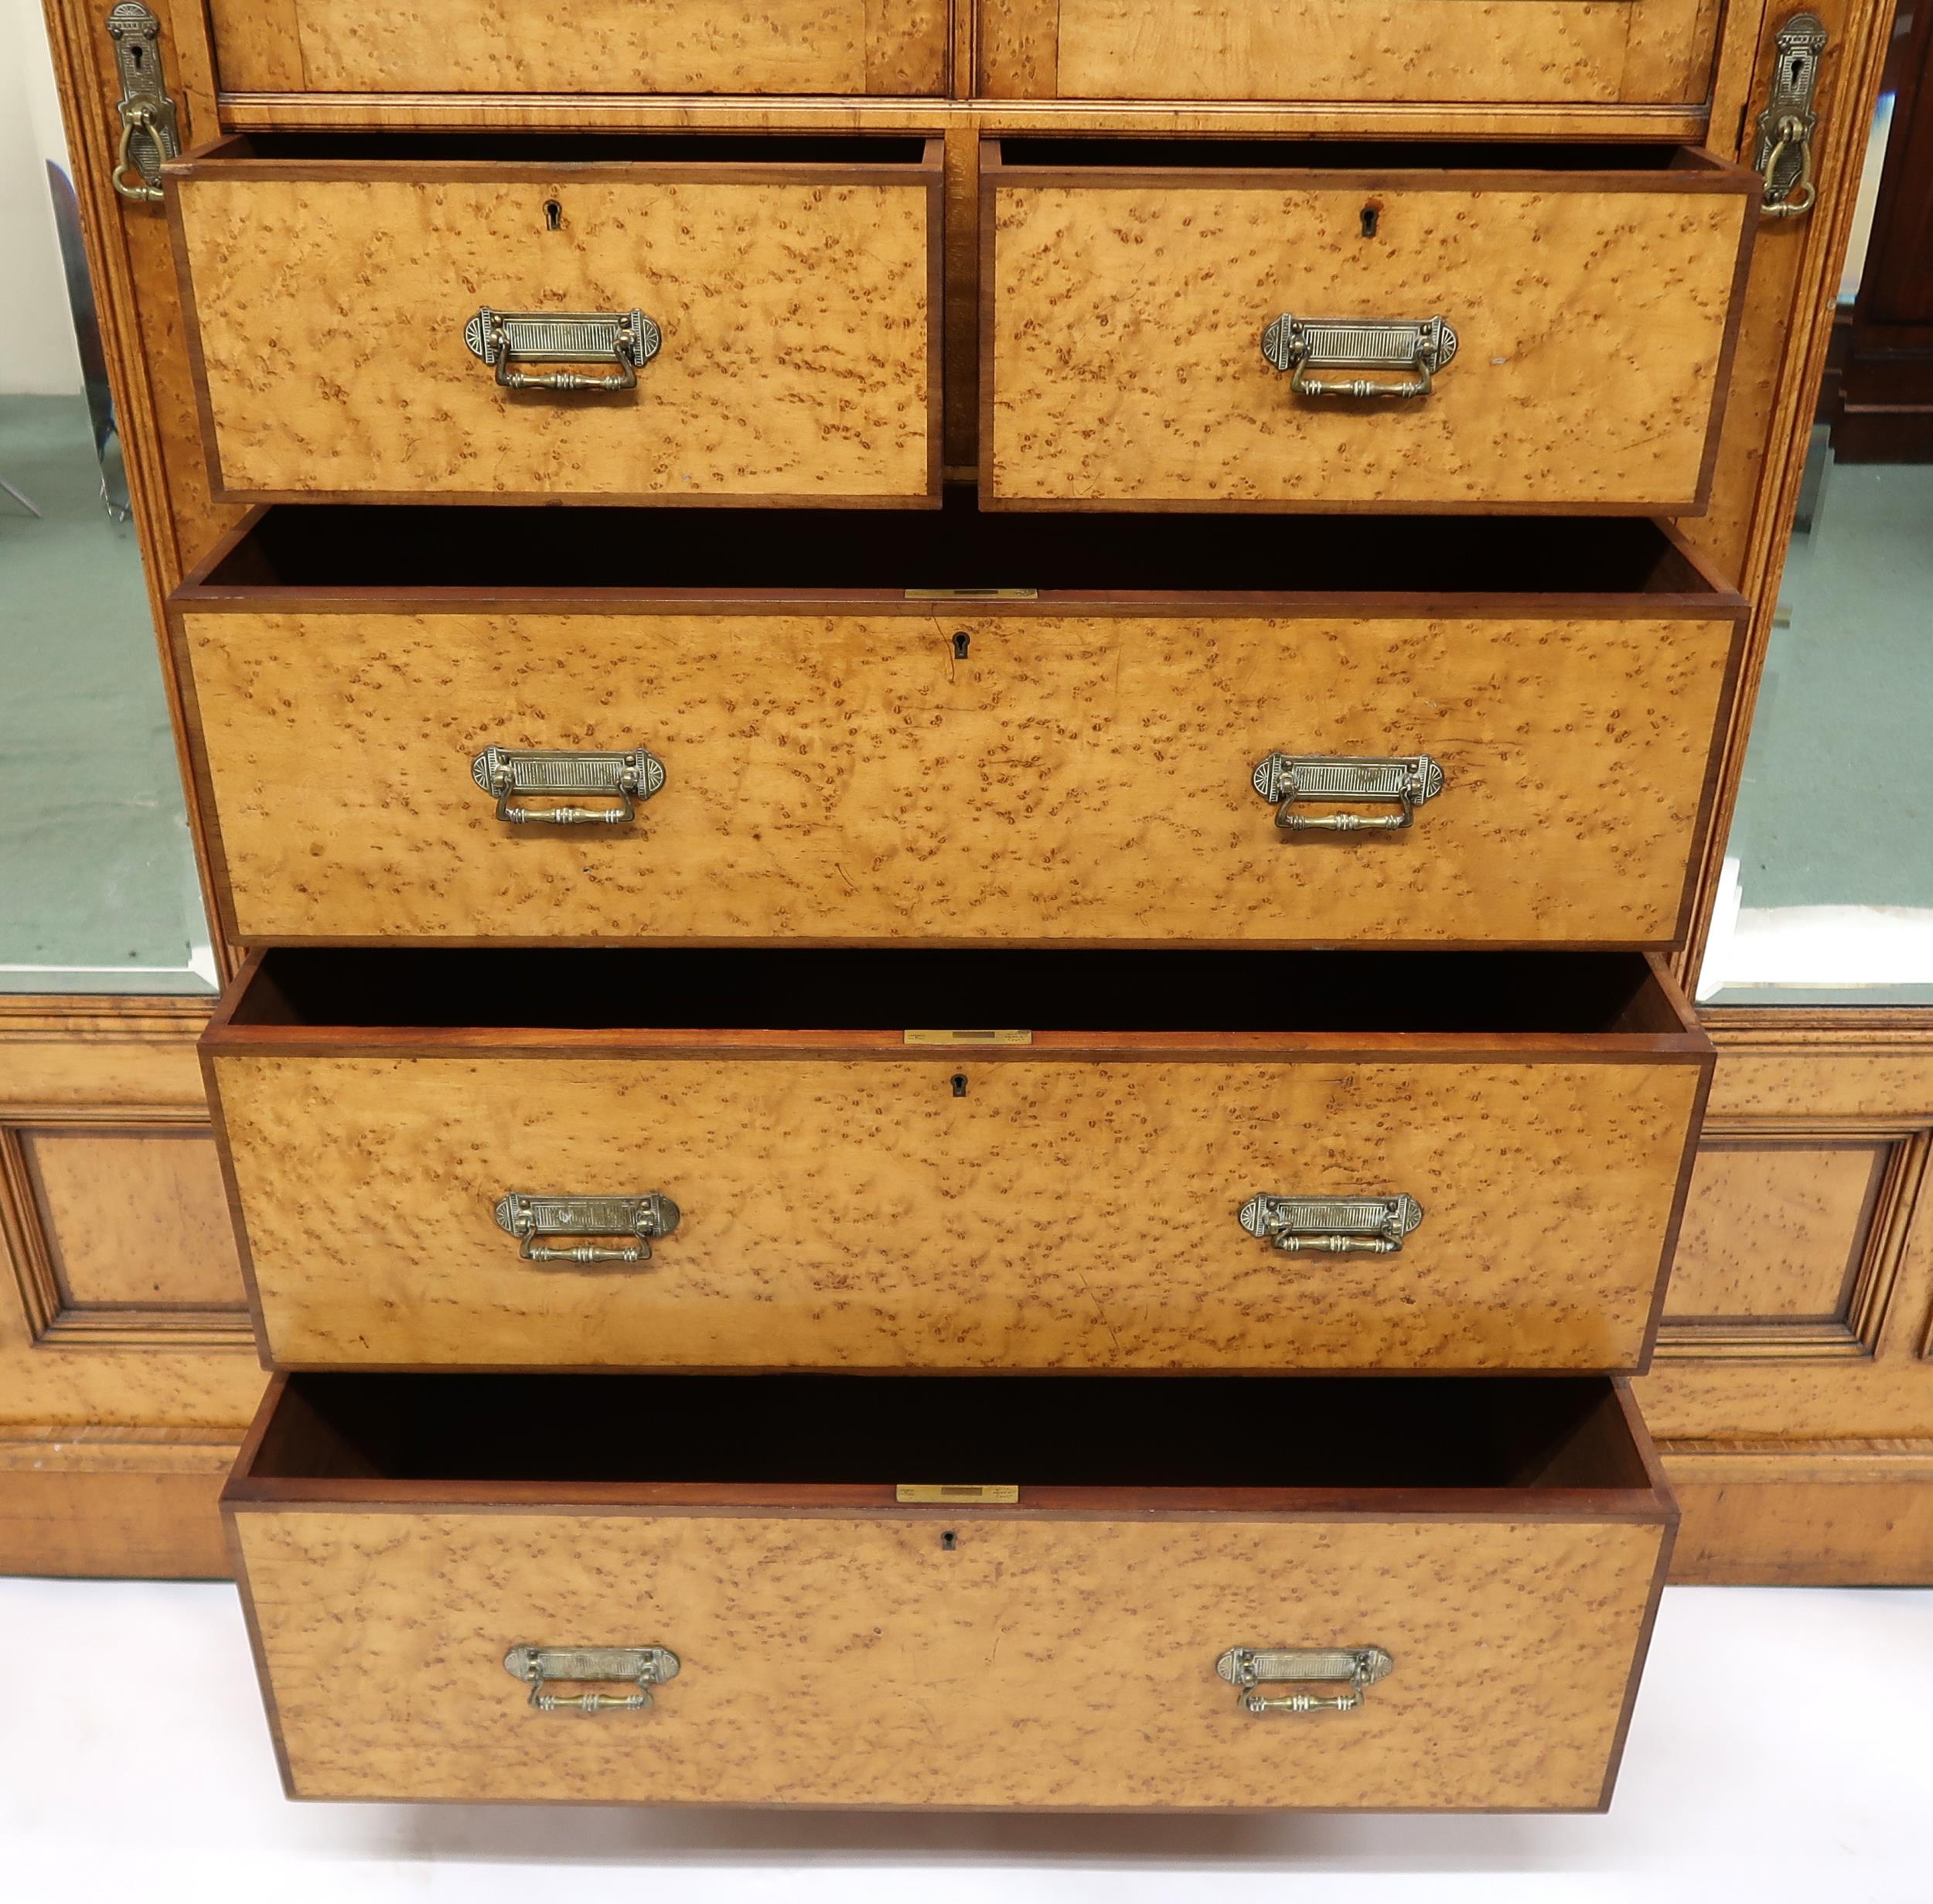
xmin=952 ymin=631 xmax=971 ymax=660
xmin=950 ymin=1073 xmax=968 ymax=1098
xmin=941 ymin=1530 xmax=958 ymax=1551
xmin=1359 ymin=203 xmax=1380 ymax=239
xmin=544 ymin=199 xmax=563 ymax=230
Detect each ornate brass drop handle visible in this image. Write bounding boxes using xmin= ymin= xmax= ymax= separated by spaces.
xmin=494 ymin=1193 xmax=680 ymax=1265
xmin=1219 ymin=1647 xmax=1393 ymax=1715
xmin=504 ymin=1646 xmax=680 ymax=1714
xmin=1239 ymin=1194 xmax=1423 ymax=1256
xmin=472 ymin=744 xmax=665 ymax=827
xmin=1252 ymin=752 xmax=1444 ymax=833
xmin=1263 ymin=316 xmax=1457 ymax=400
xmin=465 ymin=307 xmax=662 ymax=392
xmin=1755 ymin=14 xmax=1826 ymax=220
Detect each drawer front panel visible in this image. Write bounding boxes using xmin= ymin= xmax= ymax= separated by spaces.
xmin=980 ymin=0 xmax=1720 ymax=105
xmin=234 ymin=1506 xmax=1665 ymax=1807
xmin=170 ymin=162 xmax=940 ymax=503
xmin=213 ymin=1053 xmax=1702 ymax=1370
xmin=178 ymin=608 xmax=1738 ymax=947
xmin=984 ymin=162 xmax=1753 ymax=511
xmin=210 ymin=0 xmax=949 ymax=96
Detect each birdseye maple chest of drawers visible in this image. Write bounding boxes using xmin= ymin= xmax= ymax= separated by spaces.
xmin=131 ymin=0 xmax=1792 ymax=1811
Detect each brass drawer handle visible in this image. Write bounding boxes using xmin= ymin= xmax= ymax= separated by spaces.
xmin=1218 ymin=1646 xmax=1393 ymax=1715
xmin=472 ymin=743 xmax=666 ymax=827
xmin=494 ymin=1193 xmax=680 ymax=1265
xmin=465 ymin=307 xmax=663 ymax=392
xmin=1252 ymin=752 xmax=1444 ymax=832
xmin=1239 ymin=1194 xmax=1423 ymax=1255
xmin=504 ymin=1645 xmax=680 ymax=1714
xmin=1262 ymin=315 xmax=1457 ymax=400
xmin=107 ymin=5 xmax=179 ymax=205
xmin=1754 ymin=14 xmax=1826 ymax=220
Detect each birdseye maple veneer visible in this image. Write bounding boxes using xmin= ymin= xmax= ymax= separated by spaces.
xmin=169 ymin=504 xmax=1745 ymax=949
xmin=200 ymin=947 xmax=1710 ymax=1373
xmin=163 ymin=134 xmax=944 ymax=506
xmin=981 ymin=139 xmax=1754 ymax=512
xmin=224 ymin=1371 xmax=1675 ymax=1810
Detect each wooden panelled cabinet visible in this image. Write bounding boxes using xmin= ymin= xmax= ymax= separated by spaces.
xmin=15 ymin=0 xmax=1927 ymax=1813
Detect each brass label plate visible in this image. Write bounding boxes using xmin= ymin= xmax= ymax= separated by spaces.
xmin=903 ymin=1029 xmax=1033 ymax=1046
xmin=896 ymin=1483 xmax=1021 ymax=1504
xmin=903 ymin=588 xmax=1038 ymax=600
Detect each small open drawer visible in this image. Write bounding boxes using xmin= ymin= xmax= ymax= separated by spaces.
xmin=203 ymin=947 xmax=1710 ymax=1373
xmin=981 ymin=138 xmax=1754 ymax=512
xmin=165 ymin=133 xmax=943 ymax=506
xmin=226 ymin=1370 xmax=1676 ymax=1809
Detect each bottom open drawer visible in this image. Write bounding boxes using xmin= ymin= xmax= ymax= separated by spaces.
xmin=227 ymin=1373 xmax=1675 ymax=1810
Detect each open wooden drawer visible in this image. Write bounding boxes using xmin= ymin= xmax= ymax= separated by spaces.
xmin=226 ymin=1370 xmax=1676 ymax=1809
xmin=982 ymin=138 xmax=1754 ymax=512
xmin=171 ymin=503 xmax=1744 ymax=949
xmin=203 ymin=947 xmax=1710 ymax=1373
xmin=165 ymin=133 xmax=943 ymax=506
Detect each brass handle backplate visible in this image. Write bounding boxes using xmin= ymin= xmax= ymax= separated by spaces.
xmin=465 ymin=307 xmax=663 ymax=391
xmin=1754 ymin=15 xmax=1827 ymax=219
xmin=106 ymin=4 xmax=179 ymax=204
xmin=504 ymin=1645 xmax=680 ymax=1714
xmin=494 ymin=1193 xmax=680 ymax=1265
xmin=472 ymin=743 xmax=665 ymax=826
xmin=1253 ymin=752 xmax=1444 ymax=832
xmin=1239 ymin=1194 xmax=1424 ymax=1255
xmin=1262 ymin=315 xmax=1457 ymax=399
xmin=1218 ymin=1646 xmax=1393 ymax=1715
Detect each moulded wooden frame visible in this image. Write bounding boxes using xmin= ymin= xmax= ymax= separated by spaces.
xmin=162 ymin=130 xmax=949 ymax=509
xmin=977 ymin=137 xmax=1757 ymax=516
xmin=222 ymin=1369 xmax=1677 ymax=1811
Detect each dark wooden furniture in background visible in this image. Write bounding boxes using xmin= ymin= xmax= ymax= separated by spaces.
xmin=1835 ymin=0 xmax=1933 ymax=457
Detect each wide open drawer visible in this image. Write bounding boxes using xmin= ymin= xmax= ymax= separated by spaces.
xmin=209 ymin=0 xmax=949 ymax=97
xmin=166 ymin=134 xmax=943 ymax=506
xmin=982 ymin=138 xmax=1754 ymax=513
xmin=203 ymin=947 xmax=1710 ymax=1372
xmin=172 ymin=505 xmax=1744 ymax=948
xmin=227 ymin=1370 xmax=1676 ymax=1808
xmin=977 ymin=0 xmax=1720 ymax=106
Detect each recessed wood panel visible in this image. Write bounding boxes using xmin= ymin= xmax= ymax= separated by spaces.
xmin=981 ymin=0 xmax=1720 ymax=105
xmin=19 ymin=1128 xmax=246 ymax=1312
xmin=1664 ymin=1141 xmax=1888 ymax=1323
xmin=207 ymin=0 xmax=948 ymax=95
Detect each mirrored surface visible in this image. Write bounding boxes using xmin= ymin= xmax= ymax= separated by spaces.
xmin=0 ymin=6 xmax=215 ymax=994
xmin=1698 ymin=89 xmax=1933 ymax=1008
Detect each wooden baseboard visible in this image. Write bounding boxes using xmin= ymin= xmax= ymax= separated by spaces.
xmin=0 ymin=1428 xmax=240 ymax=1578
xmin=1662 ymin=1441 xmax=1933 ymax=1585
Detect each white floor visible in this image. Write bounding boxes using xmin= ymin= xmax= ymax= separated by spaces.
xmin=2 ymin=1579 xmax=1928 ymax=1902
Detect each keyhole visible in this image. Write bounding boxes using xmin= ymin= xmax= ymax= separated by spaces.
xmin=544 ymin=199 xmax=563 ymax=230
xmin=940 ymin=1530 xmax=959 ymax=1551
xmin=130 ymin=43 xmax=144 ymax=69
xmin=952 ymin=631 xmax=970 ymax=660
xmin=1789 ymin=55 xmax=1804 ymax=85
xmin=950 ymin=1073 xmax=968 ymax=1098
xmin=1359 ymin=203 xmax=1380 ymax=238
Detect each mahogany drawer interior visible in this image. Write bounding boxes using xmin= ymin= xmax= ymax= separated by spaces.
xmin=225 ymin=1370 xmax=1674 ymax=1808
xmin=980 ymin=138 xmax=1754 ymax=514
